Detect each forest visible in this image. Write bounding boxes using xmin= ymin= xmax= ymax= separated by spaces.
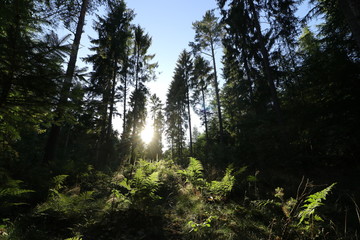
xmin=1 ymin=0 xmax=360 ymax=239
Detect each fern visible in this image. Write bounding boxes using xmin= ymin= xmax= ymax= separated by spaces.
xmin=64 ymin=236 xmax=82 ymax=240
xmin=36 ymin=175 xmax=95 ymax=217
xmin=131 ymin=168 xmax=160 ymax=200
xmin=0 ymin=186 xmax=33 ymax=198
xmin=298 ymin=183 xmax=336 ymax=225
xmin=114 ymin=160 xmax=162 ymax=209
xmin=137 ymin=159 xmax=157 ymax=175
xmin=37 ymin=190 xmax=94 ymax=217
xmin=251 ymin=199 xmax=279 ymax=208
xmin=178 ymin=157 xmax=205 ymax=186
xmin=209 ymin=166 xmax=235 ymax=200
xmin=52 ymin=175 xmax=69 ymax=191
xmin=0 ymin=170 xmax=34 ymax=208
xmin=109 ymin=189 xmax=132 ymax=209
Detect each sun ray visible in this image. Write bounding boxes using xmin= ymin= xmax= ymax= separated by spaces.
xmin=140 ymin=123 xmax=154 ymax=144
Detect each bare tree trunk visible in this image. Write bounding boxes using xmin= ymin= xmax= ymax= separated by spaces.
xmin=130 ymin=47 xmax=140 ymax=164
xmin=43 ymin=0 xmax=89 ymax=165
xmin=171 ymin=137 xmax=174 ymax=160
xmin=123 ymin=74 xmax=127 ymax=134
xmin=186 ymin=84 xmax=193 ymax=155
xmin=104 ymin=60 xmax=118 ymax=164
xmin=201 ymin=88 xmax=209 ymax=141
xmin=107 ymin=59 xmax=118 ymax=143
xmin=210 ymin=39 xmax=224 ymax=142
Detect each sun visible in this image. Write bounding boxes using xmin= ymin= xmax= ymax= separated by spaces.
xmin=140 ymin=123 xmax=154 ymax=145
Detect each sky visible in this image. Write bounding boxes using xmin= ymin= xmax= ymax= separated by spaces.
xmin=76 ymin=0 xmax=221 ymax=135
xmin=74 ymin=0 xmax=316 ymax=143
xmin=124 ymin=0 xmax=220 ymax=102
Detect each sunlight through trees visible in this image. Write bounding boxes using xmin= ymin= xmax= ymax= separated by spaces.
xmin=1 ymin=0 xmax=359 ymax=239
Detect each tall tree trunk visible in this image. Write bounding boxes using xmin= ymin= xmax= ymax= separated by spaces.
xmin=186 ymin=84 xmax=193 ymax=155
xmin=123 ymin=74 xmax=127 ymax=135
xmin=201 ymin=88 xmax=209 ymax=141
xmin=43 ymin=0 xmax=89 ymax=165
xmin=96 ymin=93 xmax=108 ymax=164
xmin=171 ymin=137 xmax=174 ymax=160
xmin=339 ymin=0 xmax=360 ymax=50
xmin=248 ymin=0 xmax=283 ymax=125
xmin=210 ymin=39 xmax=224 ymax=142
xmin=104 ymin=60 xmax=118 ymax=164
xmin=177 ymin=108 xmax=183 ymax=160
xmin=107 ymin=59 xmax=118 ymax=143
xmin=130 ymin=48 xmax=140 ymax=164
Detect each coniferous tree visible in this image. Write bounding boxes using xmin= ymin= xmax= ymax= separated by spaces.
xmin=191 ymin=56 xmax=213 ymax=142
xmin=216 ymin=0 xmax=300 ymax=169
xmin=85 ymin=0 xmax=133 ymax=166
xmin=43 ymin=0 xmax=90 ymax=165
xmin=127 ymin=25 xmax=157 ymax=164
xmin=190 ymin=10 xmax=224 ymax=142
xmin=307 ymin=0 xmax=360 ymax=50
xmin=165 ymin=68 xmax=187 ymax=162
xmin=218 ymin=0 xmax=300 ymax=127
xmin=175 ymin=50 xmax=194 ymax=155
xmin=147 ymin=94 xmax=164 ymax=160
xmin=0 ymin=0 xmax=67 ymax=171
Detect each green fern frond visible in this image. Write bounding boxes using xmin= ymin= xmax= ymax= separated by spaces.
xmin=115 ymin=160 xmax=162 ymax=204
xmin=118 ymin=178 xmax=131 ymax=190
xmin=0 ymin=173 xmax=34 ymax=208
xmin=52 ymin=175 xmax=69 ymax=191
xmin=178 ymin=157 xmax=204 ymax=186
xmin=234 ymin=166 xmax=247 ymax=176
xmin=137 ymin=159 xmax=157 ymax=174
xmin=64 ymin=236 xmax=82 ymax=240
xmin=77 ymin=191 xmax=94 ymax=201
xmin=251 ymin=199 xmax=279 ymax=208
xmin=298 ymin=183 xmax=336 ymax=224
xmin=209 ymin=165 xmax=235 ymax=200
xmin=187 ymin=157 xmax=204 ymax=176
xmin=148 ymin=172 xmax=160 ymax=188
xmin=0 ymin=188 xmax=34 ymax=197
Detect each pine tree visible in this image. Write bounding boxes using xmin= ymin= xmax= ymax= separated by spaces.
xmin=176 ymin=50 xmax=194 ymax=155
xmin=85 ymin=0 xmax=134 ymax=166
xmin=190 ymin=10 xmax=224 ymax=142
xmin=165 ymin=69 xmax=187 ymax=162
xmin=147 ymin=94 xmax=164 ymax=160
xmin=0 ymin=0 xmax=67 ymax=167
xmin=43 ymin=0 xmax=90 ymax=165
xmin=128 ymin=25 xmax=157 ymax=164
xmin=191 ymin=56 xmax=213 ymax=142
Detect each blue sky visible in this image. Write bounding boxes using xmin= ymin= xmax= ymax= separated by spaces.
xmin=121 ymin=0 xmax=221 ymax=103
xmin=76 ymin=0 xmax=221 ymax=133
xmin=127 ymin=1 xmax=222 ymax=134
xmin=78 ymin=0 xmax=220 ymax=103
xmin=77 ymin=0 xmax=314 ymax=103
xmin=75 ymin=0 xmax=316 ymax=138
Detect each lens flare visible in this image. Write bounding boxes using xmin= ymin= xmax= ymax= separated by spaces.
xmin=140 ymin=124 xmax=153 ymax=144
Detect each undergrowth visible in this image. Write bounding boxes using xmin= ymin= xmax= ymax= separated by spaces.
xmin=1 ymin=159 xmax=357 ymax=240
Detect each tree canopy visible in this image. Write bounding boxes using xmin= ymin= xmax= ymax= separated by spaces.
xmin=0 ymin=0 xmax=359 ymax=239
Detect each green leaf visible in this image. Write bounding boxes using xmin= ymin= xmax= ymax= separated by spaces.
xmin=247 ymin=175 xmax=257 ymax=182
xmin=314 ymin=214 xmax=323 ymax=222
xmin=298 ymin=183 xmax=336 ymax=224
